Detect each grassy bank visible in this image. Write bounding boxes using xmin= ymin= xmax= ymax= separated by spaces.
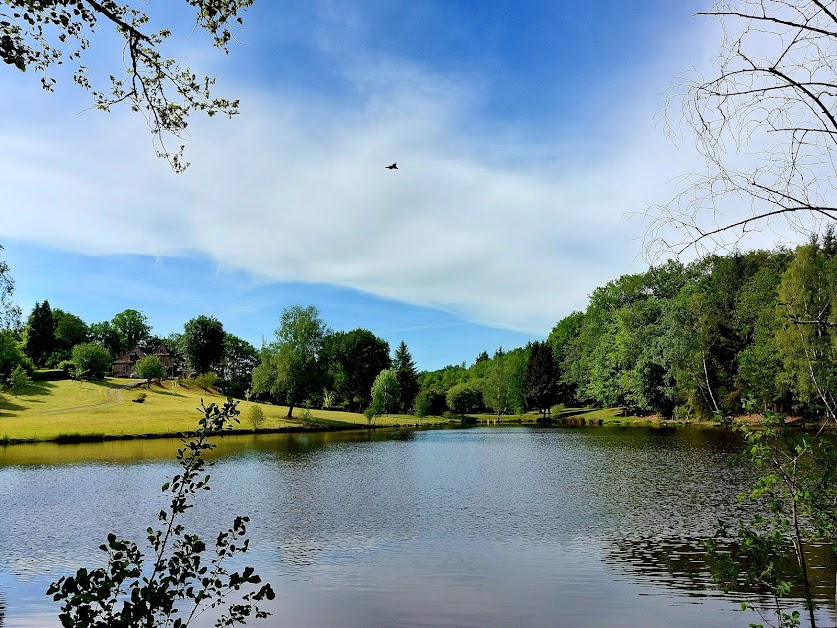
xmin=0 ymin=378 xmax=449 ymax=444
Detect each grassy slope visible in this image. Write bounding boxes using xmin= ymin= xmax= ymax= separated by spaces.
xmin=0 ymin=378 xmax=449 ymax=442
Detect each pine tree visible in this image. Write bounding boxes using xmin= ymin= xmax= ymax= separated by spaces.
xmin=522 ymin=341 xmax=559 ymax=420
xmin=393 ymin=341 xmax=419 ymax=413
xmin=24 ymin=300 xmax=55 ymax=367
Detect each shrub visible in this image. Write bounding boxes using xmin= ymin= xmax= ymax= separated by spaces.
xmin=364 ymin=406 xmax=377 ymax=425
xmin=194 ymin=371 xmax=220 ymax=391
xmin=71 ymin=342 xmax=112 ymax=379
xmin=7 ymin=365 xmax=30 ymax=396
xmin=246 ymin=405 xmax=265 ymax=430
xmin=57 ymin=360 xmax=76 ymax=374
xmin=133 ymin=392 xmax=147 ymax=403
xmin=414 ymin=393 xmax=430 ymax=418
xmin=135 ymin=356 xmax=166 ymax=388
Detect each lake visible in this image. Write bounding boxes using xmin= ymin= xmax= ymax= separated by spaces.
xmin=0 ymin=425 xmax=834 ymax=627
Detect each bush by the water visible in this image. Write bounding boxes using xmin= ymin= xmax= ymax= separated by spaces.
xmin=246 ymin=405 xmax=265 ymax=430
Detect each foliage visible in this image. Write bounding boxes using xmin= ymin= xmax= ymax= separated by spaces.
xmin=132 ymin=391 xmax=146 ymax=403
xmin=0 ymin=245 xmax=21 ymax=330
xmin=370 ymin=369 xmax=399 ymax=416
xmin=194 ymin=371 xmax=220 ymax=391
xmin=446 ymin=382 xmax=483 ymax=415
xmin=413 ymin=389 xmax=445 ymax=417
xmin=71 ymin=342 xmax=112 ymax=379
xmin=23 ymin=300 xmax=55 ymax=367
xmin=252 ymin=305 xmax=328 ymax=418
xmin=56 ymin=359 xmax=76 ymax=375
xmin=705 ymin=407 xmax=837 ymax=628
xmin=482 ymin=354 xmax=516 ymax=420
xmin=322 ymin=328 xmax=390 ymax=412
xmin=46 ymin=399 xmax=274 ymax=625
xmin=89 ymin=321 xmax=123 ymax=357
xmin=393 ymin=341 xmax=419 ymax=413
xmin=111 ymin=310 xmax=151 ymax=355
xmin=0 ymin=328 xmax=33 ymax=381
xmin=53 ymin=310 xmax=90 ymax=353
xmin=522 ymin=341 xmax=559 ymax=419
xmin=1 ymin=0 xmax=254 ymax=172
xmin=6 ymin=364 xmax=29 ymax=396
xmin=134 ymin=355 xmax=166 ymax=389
xmin=246 ymin=405 xmax=265 ymax=431
xmin=182 ymin=315 xmax=225 ymax=376
xmin=221 ymin=333 xmax=258 ymax=398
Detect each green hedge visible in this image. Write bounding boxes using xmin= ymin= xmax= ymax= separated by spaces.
xmin=32 ymin=369 xmax=70 ymax=381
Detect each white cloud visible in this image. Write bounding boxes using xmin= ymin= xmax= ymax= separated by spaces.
xmin=0 ymin=22 xmax=738 ymax=336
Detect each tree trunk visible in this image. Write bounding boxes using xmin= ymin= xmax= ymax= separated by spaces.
xmin=287 ymin=404 xmax=294 ymax=418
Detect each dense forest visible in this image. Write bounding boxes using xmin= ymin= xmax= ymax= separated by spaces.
xmin=421 ymin=233 xmax=837 ymax=421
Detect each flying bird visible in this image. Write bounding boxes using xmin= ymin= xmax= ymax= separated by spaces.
xmin=386 ymin=163 xmax=398 ymax=170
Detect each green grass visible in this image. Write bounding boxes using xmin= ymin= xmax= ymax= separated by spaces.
xmin=0 ymin=378 xmax=451 ymax=443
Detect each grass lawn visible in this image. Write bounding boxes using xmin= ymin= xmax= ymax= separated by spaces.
xmin=0 ymin=378 xmax=450 ymax=443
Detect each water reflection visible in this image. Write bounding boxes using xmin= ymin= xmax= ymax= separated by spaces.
xmin=0 ymin=425 xmax=834 ymax=627
xmin=0 ymin=593 xmax=5 ymax=628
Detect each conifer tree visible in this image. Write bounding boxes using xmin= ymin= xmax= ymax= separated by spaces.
xmin=393 ymin=341 xmax=419 ymax=413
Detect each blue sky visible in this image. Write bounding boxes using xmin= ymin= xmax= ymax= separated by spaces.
xmin=0 ymin=1 xmax=719 ymax=370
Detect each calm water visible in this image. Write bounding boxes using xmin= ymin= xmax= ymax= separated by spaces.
xmin=0 ymin=425 xmax=834 ymax=627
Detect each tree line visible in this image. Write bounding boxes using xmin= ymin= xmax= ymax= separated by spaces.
xmin=5 ymin=233 xmax=837 ymax=421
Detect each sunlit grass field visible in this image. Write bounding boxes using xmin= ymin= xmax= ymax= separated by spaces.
xmin=0 ymin=378 xmax=451 ymax=442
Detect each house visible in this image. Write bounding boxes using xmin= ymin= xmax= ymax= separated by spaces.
xmin=112 ymin=343 xmax=178 ymax=378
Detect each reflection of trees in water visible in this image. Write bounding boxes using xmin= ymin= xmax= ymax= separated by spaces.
xmin=605 ymin=535 xmax=836 ymax=607
xmin=0 ymin=592 xmax=5 ymax=628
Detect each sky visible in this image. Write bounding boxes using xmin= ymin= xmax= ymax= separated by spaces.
xmin=0 ymin=1 xmax=739 ymax=370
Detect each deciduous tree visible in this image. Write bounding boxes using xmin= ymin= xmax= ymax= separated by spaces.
xmin=134 ymin=355 xmax=166 ymax=389
xmin=1 ymin=0 xmax=254 ymax=171
xmin=370 ymin=368 xmax=399 ymax=416
xmin=252 ymin=305 xmax=328 ymax=418
xmin=323 ymin=329 xmax=390 ymax=411
xmin=182 ymin=315 xmax=224 ymax=375
xmin=72 ymin=341 xmax=112 ymax=379
xmin=111 ymin=309 xmax=151 ymax=353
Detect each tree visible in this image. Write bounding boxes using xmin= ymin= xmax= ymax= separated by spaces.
xmin=322 ymin=329 xmax=390 ymax=411
xmin=522 ymin=341 xmax=559 ymax=419
xmin=0 ymin=329 xmax=33 ymax=381
xmin=182 ymin=315 xmax=224 ymax=375
xmin=134 ymin=355 xmax=166 ymax=389
xmin=0 ymin=245 xmax=21 ymax=330
xmin=393 ymin=341 xmax=419 ymax=413
xmin=111 ymin=309 xmax=151 ymax=353
xmin=89 ymin=320 xmax=123 ymax=357
xmin=50 ymin=309 xmax=91 ymax=366
xmin=222 ymin=333 xmax=259 ymax=398
xmin=370 ymin=369 xmax=400 ymax=416
xmin=1 ymin=0 xmax=254 ymax=172
xmin=252 ymin=305 xmax=328 ymax=418
xmin=445 ymin=382 xmax=482 ymax=415
xmin=475 ymin=351 xmax=489 ymax=364
xmin=648 ymin=0 xmax=837 ymax=259
xmin=47 ymin=400 xmax=274 ymax=625
xmin=23 ymin=300 xmax=55 ymax=367
xmin=72 ymin=341 xmax=113 ymax=379
xmin=482 ymin=355 xmax=515 ymax=422
xmin=6 ymin=364 xmax=29 ymax=396
xmin=651 ymin=5 xmax=837 ymax=623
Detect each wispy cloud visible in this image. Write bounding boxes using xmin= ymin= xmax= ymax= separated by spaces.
xmin=0 ymin=7 xmax=728 ymax=336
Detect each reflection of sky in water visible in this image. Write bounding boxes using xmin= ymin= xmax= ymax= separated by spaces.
xmin=0 ymin=426 xmax=833 ymax=627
